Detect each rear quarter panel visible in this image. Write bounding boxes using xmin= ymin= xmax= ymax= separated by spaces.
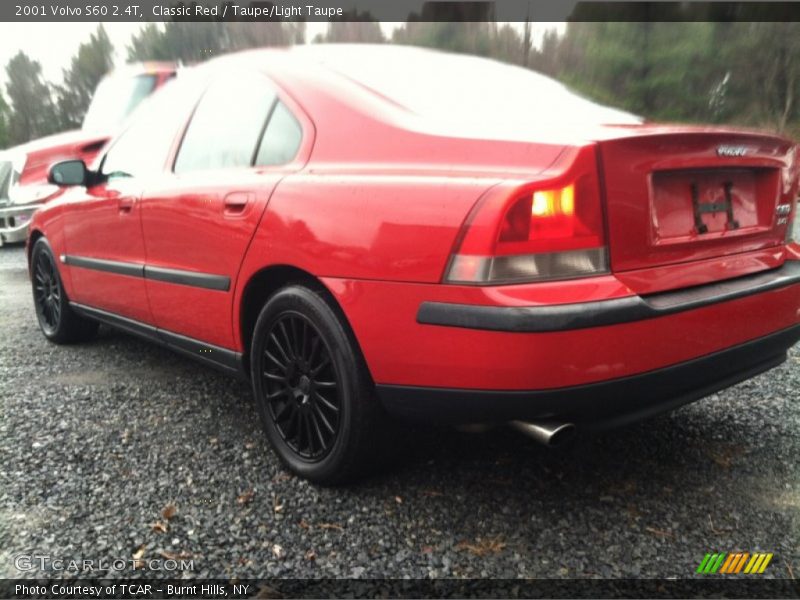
xmin=232 ymin=172 xmax=500 ymax=349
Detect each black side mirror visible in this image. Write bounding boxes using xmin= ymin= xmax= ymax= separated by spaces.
xmin=48 ymin=160 xmax=88 ymax=186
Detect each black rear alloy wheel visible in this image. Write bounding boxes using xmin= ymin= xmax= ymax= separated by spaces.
xmin=30 ymin=238 xmax=98 ymax=344
xmin=261 ymin=313 xmax=341 ymax=461
xmin=251 ymin=284 xmax=390 ymax=484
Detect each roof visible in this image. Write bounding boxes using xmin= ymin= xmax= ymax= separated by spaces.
xmin=204 ymin=44 xmax=641 ymax=143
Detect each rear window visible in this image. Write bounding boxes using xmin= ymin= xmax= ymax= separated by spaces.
xmin=302 ymin=45 xmax=640 ymax=138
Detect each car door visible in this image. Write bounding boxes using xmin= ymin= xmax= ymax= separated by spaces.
xmin=140 ymin=74 xmax=307 ymax=350
xmin=62 ymin=75 xmax=199 ymax=323
xmin=61 ymin=174 xmax=148 ymax=322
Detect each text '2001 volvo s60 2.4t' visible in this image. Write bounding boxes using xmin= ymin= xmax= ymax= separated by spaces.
xmin=28 ymin=45 xmax=800 ymax=483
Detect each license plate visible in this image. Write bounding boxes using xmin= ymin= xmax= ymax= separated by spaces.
xmin=651 ymin=169 xmax=762 ymax=241
xmin=690 ymin=180 xmax=738 ymax=234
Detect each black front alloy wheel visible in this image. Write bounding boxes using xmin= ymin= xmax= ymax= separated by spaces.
xmin=32 ymin=246 xmax=62 ymax=335
xmin=30 ymin=238 xmax=98 ymax=344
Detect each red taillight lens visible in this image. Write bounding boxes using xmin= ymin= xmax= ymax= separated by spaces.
xmin=501 ymin=185 xmax=575 ymax=243
xmin=446 ymin=145 xmax=608 ymax=285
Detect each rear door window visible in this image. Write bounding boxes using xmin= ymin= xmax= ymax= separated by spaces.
xmin=174 ymin=76 xmax=276 ymax=174
xmin=255 ymin=101 xmax=303 ymax=166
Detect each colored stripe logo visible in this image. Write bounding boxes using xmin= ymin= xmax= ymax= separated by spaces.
xmin=696 ymin=552 xmax=773 ymax=574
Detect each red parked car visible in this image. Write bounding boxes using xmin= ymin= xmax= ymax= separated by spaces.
xmin=0 ymin=62 xmax=175 ymax=246
xmin=28 ymin=46 xmax=800 ymax=483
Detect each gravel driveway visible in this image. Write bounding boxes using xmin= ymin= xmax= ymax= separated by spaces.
xmin=1 ymin=244 xmax=798 ymax=585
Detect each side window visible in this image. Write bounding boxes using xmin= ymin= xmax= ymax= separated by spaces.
xmin=174 ymin=77 xmax=276 ymax=174
xmin=255 ymin=101 xmax=303 ymax=166
xmin=101 ymin=78 xmax=194 ymax=180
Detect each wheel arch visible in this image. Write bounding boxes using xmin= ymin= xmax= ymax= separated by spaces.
xmin=27 ymin=228 xmax=44 ymax=270
xmin=237 ymin=264 xmax=371 ymax=380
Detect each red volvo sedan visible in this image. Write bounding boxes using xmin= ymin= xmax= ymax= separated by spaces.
xmin=28 ymin=46 xmax=800 ymax=483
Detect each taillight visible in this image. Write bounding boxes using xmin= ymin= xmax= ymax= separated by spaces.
xmin=446 ymin=145 xmax=608 ymax=285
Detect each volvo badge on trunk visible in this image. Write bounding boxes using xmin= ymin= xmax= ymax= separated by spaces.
xmin=717 ymin=145 xmax=749 ymax=157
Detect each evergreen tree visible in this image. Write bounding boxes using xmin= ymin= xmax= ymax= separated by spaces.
xmin=127 ymin=22 xmax=305 ymax=64
xmin=56 ymin=25 xmax=114 ymax=130
xmin=5 ymin=51 xmax=59 ymax=144
xmin=318 ymin=11 xmax=384 ymax=43
xmin=0 ymin=92 xmax=10 ymax=149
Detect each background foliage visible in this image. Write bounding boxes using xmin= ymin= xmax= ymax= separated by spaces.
xmin=2 ymin=21 xmax=799 ymax=149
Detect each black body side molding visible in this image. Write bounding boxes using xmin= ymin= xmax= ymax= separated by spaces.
xmin=145 ymin=265 xmax=230 ymax=291
xmin=61 ymin=255 xmax=230 ymax=292
xmin=62 ymin=255 xmax=143 ymax=278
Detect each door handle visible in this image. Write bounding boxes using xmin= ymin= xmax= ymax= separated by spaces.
xmin=223 ymin=192 xmax=251 ymax=216
xmin=119 ymin=197 xmax=135 ymax=213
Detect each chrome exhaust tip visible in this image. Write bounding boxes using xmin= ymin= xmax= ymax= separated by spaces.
xmin=509 ymin=420 xmax=576 ymax=447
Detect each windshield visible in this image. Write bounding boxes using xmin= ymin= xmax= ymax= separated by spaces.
xmin=0 ymin=159 xmax=12 ymax=201
xmin=82 ymin=73 xmax=158 ymax=132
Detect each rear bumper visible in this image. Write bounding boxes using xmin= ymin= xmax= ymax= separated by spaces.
xmin=0 ymin=203 xmax=38 ymax=245
xmin=418 ymin=260 xmax=800 ymax=332
xmin=376 ymin=324 xmax=800 ymax=426
xmin=327 ymin=259 xmax=800 ymax=389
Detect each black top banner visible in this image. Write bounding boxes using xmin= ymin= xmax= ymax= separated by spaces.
xmin=4 ymin=1 xmax=800 ymax=23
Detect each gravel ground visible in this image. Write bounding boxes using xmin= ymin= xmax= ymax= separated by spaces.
xmin=0 ymin=243 xmax=798 ymax=582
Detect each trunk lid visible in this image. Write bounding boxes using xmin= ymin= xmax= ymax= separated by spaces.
xmin=596 ymin=126 xmax=797 ymax=286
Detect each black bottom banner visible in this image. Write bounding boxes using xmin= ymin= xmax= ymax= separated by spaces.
xmin=1 ymin=578 xmax=799 ymax=599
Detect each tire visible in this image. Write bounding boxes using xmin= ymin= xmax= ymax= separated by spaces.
xmin=30 ymin=238 xmax=99 ymax=344
xmin=251 ymin=284 xmax=388 ymax=484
